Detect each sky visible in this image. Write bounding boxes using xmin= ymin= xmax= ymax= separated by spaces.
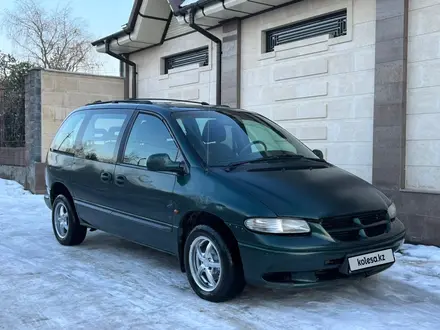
xmin=0 ymin=0 xmax=134 ymax=76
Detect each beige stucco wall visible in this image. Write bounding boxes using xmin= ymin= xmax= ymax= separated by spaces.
xmin=406 ymin=0 xmax=440 ymax=191
xmin=131 ymin=27 xmax=221 ymax=104
xmin=241 ymin=0 xmax=376 ymax=182
xmin=40 ymin=69 xmax=124 ymax=158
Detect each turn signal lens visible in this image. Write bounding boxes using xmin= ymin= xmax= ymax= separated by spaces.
xmin=388 ymin=203 xmax=397 ymax=220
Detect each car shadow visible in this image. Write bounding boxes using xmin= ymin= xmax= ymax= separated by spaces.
xmin=78 ymin=231 xmax=440 ymax=307
xmin=80 ymin=231 xmax=179 ymax=268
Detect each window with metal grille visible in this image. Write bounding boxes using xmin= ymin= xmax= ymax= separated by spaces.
xmin=265 ymin=9 xmax=347 ymax=53
xmin=164 ymin=47 xmax=209 ymax=74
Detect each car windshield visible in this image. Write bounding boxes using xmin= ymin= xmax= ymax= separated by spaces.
xmin=172 ymin=109 xmax=319 ymax=167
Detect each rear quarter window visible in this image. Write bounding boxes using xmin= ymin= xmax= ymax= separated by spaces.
xmin=51 ymin=112 xmax=86 ymax=154
xmin=77 ymin=112 xmax=128 ymax=163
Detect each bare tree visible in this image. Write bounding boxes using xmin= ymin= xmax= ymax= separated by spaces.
xmin=2 ymin=0 xmax=101 ymax=72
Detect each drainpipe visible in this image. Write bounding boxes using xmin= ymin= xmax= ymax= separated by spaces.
xmin=105 ymin=40 xmax=137 ymax=99
xmin=119 ymin=60 xmax=124 ymax=77
xmin=189 ymin=9 xmax=222 ymax=105
xmin=124 ymin=62 xmax=130 ymax=99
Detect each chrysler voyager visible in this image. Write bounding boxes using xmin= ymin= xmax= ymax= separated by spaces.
xmin=44 ymin=99 xmax=406 ymax=302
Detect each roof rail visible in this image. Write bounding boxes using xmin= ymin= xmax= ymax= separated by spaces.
xmin=129 ymin=98 xmax=210 ymax=106
xmin=85 ymin=98 xmax=212 ymax=106
xmin=85 ymin=99 xmax=153 ymax=106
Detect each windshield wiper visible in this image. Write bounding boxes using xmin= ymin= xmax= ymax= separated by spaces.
xmin=225 ymin=154 xmax=315 ymax=172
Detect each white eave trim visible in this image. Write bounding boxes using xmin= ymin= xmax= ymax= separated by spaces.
xmin=94 ymin=0 xmax=298 ymax=54
xmin=95 ymin=0 xmax=171 ymax=54
xmin=177 ymin=0 xmax=294 ymax=27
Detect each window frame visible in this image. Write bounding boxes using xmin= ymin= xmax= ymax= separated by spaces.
xmin=117 ymin=110 xmax=187 ymax=175
xmin=265 ymin=9 xmax=348 ymax=53
xmin=74 ymin=108 xmax=132 ymax=164
xmin=163 ymin=47 xmax=209 ymax=74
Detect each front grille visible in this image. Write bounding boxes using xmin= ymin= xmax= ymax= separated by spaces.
xmin=329 ymin=230 xmax=359 ymax=242
xmin=321 ymin=211 xmax=389 ymax=242
xmin=365 ymin=223 xmax=388 ymax=237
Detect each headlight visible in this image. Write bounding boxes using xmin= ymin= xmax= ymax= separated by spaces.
xmin=388 ymin=203 xmax=397 ymax=220
xmin=244 ymin=218 xmax=310 ymax=234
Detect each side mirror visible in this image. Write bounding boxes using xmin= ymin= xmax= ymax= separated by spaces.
xmin=147 ymin=153 xmax=186 ymax=175
xmin=313 ymin=149 xmax=324 ymax=160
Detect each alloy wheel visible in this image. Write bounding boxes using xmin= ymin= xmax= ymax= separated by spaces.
xmin=189 ymin=236 xmax=222 ymax=292
xmin=54 ymin=202 xmax=69 ymax=239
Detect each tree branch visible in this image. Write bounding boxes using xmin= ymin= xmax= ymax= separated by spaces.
xmin=1 ymin=0 xmax=100 ymax=72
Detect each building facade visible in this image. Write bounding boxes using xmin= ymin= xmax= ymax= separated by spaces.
xmin=93 ymin=0 xmax=440 ymax=245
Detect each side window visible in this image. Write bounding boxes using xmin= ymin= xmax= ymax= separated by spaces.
xmin=123 ymin=114 xmax=178 ymax=167
xmin=78 ymin=112 xmax=127 ymax=163
xmin=51 ymin=112 xmax=85 ymax=154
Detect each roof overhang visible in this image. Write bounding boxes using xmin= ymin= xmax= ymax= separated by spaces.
xmin=92 ymin=0 xmax=301 ymax=55
xmin=176 ymin=0 xmax=296 ymax=26
xmin=92 ymin=0 xmax=172 ymax=54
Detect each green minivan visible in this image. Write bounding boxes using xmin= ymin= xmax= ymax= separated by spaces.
xmin=45 ymin=99 xmax=406 ymax=302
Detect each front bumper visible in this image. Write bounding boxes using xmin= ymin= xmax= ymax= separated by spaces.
xmin=237 ymin=221 xmax=406 ymax=288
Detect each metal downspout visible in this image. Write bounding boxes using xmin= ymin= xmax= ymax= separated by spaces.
xmin=124 ymin=62 xmax=130 ymax=99
xmin=189 ymin=9 xmax=222 ymax=105
xmin=105 ymin=40 xmax=137 ymax=99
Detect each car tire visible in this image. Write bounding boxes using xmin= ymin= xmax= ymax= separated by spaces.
xmin=184 ymin=225 xmax=245 ymax=302
xmin=52 ymin=195 xmax=87 ymax=246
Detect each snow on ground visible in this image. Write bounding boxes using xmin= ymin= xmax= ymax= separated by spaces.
xmin=1 ymin=178 xmax=440 ymax=330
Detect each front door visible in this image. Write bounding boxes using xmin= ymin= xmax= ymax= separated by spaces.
xmin=113 ymin=113 xmax=180 ymax=253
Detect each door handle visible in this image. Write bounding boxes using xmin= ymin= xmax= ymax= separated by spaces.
xmin=100 ymin=171 xmax=112 ymax=183
xmin=115 ymin=175 xmax=126 ymax=186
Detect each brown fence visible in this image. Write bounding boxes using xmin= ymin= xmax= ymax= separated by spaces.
xmin=0 ymin=147 xmax=26 ymax=166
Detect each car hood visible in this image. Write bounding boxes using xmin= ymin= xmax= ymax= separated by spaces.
xmin=213 ymin=165 xmax=390 ymax=219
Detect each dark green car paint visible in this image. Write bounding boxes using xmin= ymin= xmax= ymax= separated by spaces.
xmin=45 ymin=102 xmax=406 ymax=287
